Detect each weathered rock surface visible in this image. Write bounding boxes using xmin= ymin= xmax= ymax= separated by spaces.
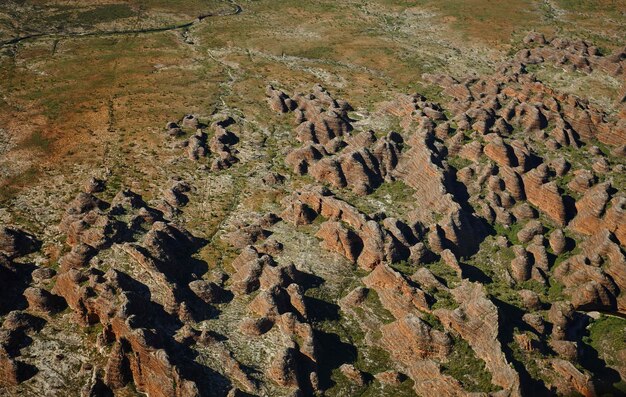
xmin=23 ymin=287 xmax=66 ymax=314
xmin=0 ymin=226 xmax=39 ymax=258
xmin=363 ymin=264 xmax=431 ymax=317
xmin=380 ymin=314 xmax=451 ymax=361
xmin=54 ymin=268 xmax=202 ymax=397
xmin=550 ymin=359 xmax=596 ymax=397
xmin=2 ymin=30 xmax=626 ymax=397
xmin=276 ymin=88 xmax=403 ymax=195
xmin=435 ymin=281 xmax=521 ymax=396
xmin=315 ymin=221 xmax=363 ymax=263
xmin=522 ymin=167 xmax=567 ymax=226
xmin=283 ymin=187 xmax=410 ymax=269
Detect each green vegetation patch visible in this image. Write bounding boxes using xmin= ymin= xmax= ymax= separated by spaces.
xmin=17 ymin=131 xmax=54 ymax=152
xmin=492 ymin=221 xmax=524 ymax=246
xmin=370 ymin=180 xmax=415 ymax=203
xmin=447 ymin=156 xmax=472 ymax=171
xmin=585 ymin=315 xmax=626 ymax=369
xmin=442 ymin=337 xmax=500 ymax=393
xmin=425 ymin=259 xmax=458 ymax=286
xmin=362 ymin=288 xmax=395 ymax=324
xmin=390 ymin=260 xmax=417 ymax=276
xmin=76 ymin=4 xmax=135 ymax=25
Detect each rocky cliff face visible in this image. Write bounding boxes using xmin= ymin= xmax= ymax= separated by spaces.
xmin=1 ymin=28 xmax=625 ymax=397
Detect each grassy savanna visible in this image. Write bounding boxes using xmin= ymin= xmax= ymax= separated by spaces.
xmin=2 ymin=0 xmax=625 ymax=201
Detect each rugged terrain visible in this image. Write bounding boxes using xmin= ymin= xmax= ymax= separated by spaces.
xmin=0 ymin=1 xmax=625 ymax=396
